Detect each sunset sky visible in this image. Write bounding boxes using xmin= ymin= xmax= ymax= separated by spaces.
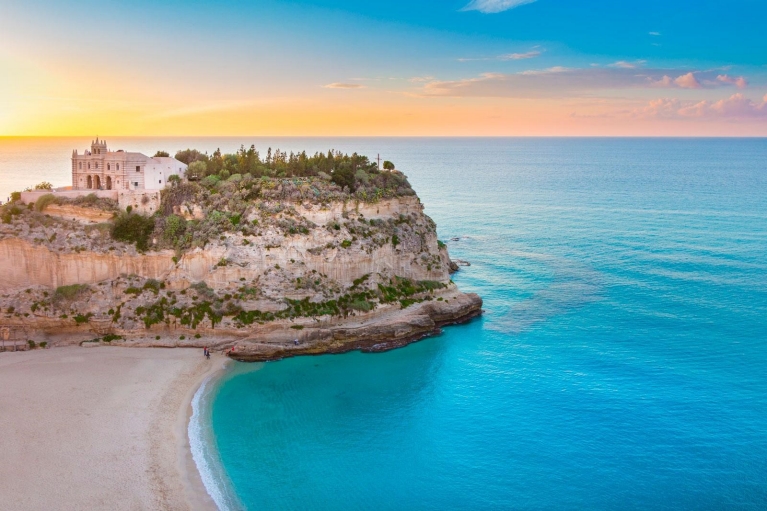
xmin=1 ymin=0 xmax=766 ymax=136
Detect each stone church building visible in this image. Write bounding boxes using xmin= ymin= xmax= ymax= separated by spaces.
xmin=72 ymin=138 xmax=187 ymax=191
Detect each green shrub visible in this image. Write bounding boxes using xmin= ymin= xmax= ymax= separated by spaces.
xmin=143 ymin=279 xmax=162 ymax=294
xmin=34 ymin=194 xmax=59 ymax=212
xmin=40 ymin=342 xmax=48 ymax=348
xmin=201 ymin=175 xmax=220 ymax=188
xmin=290 ymin=325 xmax=305 ymax=330
xmin=28 ymin=340 xmax=36 ymax=349
xmin=55 ymin=284 xmax=89 ymax=301
xmin=341 ymin=239 xmax=352 ymax=248
xmin=437 ymin=240 xmax=446 ymax=249
xmin=392 ymin=234 xmax=400 ymax=247
xmin=34 ymin=181 xmax=53 ymax=190
xmin=73 ymin=313 xmax=94 ymax=324
xmin=10 ymin=191 xmax=21 ymax=202
xmin=102 ymin=334 xmax=122 ymax=342
xmin=111 ymin=213 xmax=156 ymax=251
xmin=163 ymin=214 xmax=186 ymax=243
xmin=349 ymin=299 xmax=374 ymax=312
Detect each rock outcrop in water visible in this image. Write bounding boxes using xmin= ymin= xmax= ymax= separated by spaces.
xmin=0 ymin=168 xmax=481 ymax=360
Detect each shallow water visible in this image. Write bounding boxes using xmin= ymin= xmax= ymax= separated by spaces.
xmin=3 ymin=137 xmax=767 ymax=509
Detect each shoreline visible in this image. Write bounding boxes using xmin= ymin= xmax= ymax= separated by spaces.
xmin=0 ymin=346 xmax=228 ymax=511
xmin=176 ymin=354 xmax=230 ymax=511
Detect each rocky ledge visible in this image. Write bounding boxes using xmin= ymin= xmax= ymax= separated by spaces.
xmin=96 ymin=289 xmax=483 ymax=361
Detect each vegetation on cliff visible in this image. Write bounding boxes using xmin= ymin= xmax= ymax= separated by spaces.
xmin=0 ymin=272 xmax=451 ymax=334
xmin=0 ymin=149 xmax=465 ymax=340
xmin=173 ymin=146 xmax=403 ymax=195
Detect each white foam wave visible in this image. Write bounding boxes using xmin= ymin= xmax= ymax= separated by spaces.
xmin=189 ymin=376 xmax=240 ymax=511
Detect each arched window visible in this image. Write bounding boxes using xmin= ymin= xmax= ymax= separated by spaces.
xmin=117 ymin=164 xmax=120 ymax=171
xmin=78 ymin=162 xmax=82 ymax=170
xmin=107 ymin=164 xmax=110 ymax=171
xmin=88 ymin=163 xmax=90 ymax=169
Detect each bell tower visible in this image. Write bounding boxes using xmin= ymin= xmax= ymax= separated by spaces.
xmin=91 ymin=137 xmax=107 ymax=155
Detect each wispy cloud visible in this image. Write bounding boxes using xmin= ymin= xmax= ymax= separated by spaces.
xmin=519 ymin=66 xmax=569 ymax=75
xmin=323 ymin=83 xmax=365 ymax=89
xmin=649 ymin=31 xmax=661 ymax=36
xmin=409 ymin=76 xmax=435 ymax=83
xmin=461 ymin=0 xmax=537 ymax=14
xmin=458 ymin=50 xmax=542 ymax=62
xmin=417 ymin=67 xmax=751 ymax=99
xmin=500 ymin=51 xmax=541 ymax=60
xmin=610 ymin=60 xmax=647 ymax=69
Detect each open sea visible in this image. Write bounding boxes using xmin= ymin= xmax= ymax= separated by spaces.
xmin=2 ymin=137 xmax=766 ymax=510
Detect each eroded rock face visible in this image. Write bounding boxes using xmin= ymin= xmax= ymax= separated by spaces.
xmin=0 ymin=197 xmax=448 ymax=291
xmin=0 ymin=196 xmax=481 ymax=356
xmin=44 ymin=204 xmax=115 ymax=224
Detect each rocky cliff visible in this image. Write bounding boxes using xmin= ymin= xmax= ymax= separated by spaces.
xmin=0 ymin=181 xmax=481 ymax=360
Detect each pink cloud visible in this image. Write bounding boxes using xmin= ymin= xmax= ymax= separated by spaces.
xmin=673 ymin=72 xmax=702 ymax=89
xmin=650 ymin=75 xmax=674 ymax=87
xmin=634 ymin=94 xmax=767 ymax=119
xmin=716 ymin=74 xmax=748 ymax=88
xmin=649 ymin=72 xmax=702 ymax=89
xmin=679 ymin=93 xmax=767 ymax=118
xmin=632 ymin=98 xmax=683 ymax=118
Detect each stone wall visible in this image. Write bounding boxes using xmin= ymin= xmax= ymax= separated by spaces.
xmin=20 ymin=190 xmax=118 ymax=204
xmin=117 ymin=190 xmax=161 ymax=215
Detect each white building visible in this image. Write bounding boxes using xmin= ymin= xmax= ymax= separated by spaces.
xmin=72 ymin=138 xmax=187 ymax=191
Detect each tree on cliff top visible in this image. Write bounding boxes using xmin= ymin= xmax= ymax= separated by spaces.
xmin=174 ymin=149 xmax=208 ymax=165
xmin=154 ymin=150 xmax=170 ymax=158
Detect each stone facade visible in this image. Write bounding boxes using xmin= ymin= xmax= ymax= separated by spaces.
xmin=72 ymin=138 xmax=187 ymax=191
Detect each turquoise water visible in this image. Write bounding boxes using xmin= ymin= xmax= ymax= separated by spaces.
xmin=206 ymin=139 xmax=767 ymax=510
xmin=2 ymin=137 xmax=766 ymax=509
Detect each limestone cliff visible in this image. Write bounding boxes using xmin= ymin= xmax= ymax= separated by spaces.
xmin=0 ymin=184 xmax=481 ymax=359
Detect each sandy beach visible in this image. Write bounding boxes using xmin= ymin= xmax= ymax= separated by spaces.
xmin=0 ymin=346 xmax=226 ymax=511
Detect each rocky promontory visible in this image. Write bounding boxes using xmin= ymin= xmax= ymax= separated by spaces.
xmin=0 ymin=149 xmax=481 ymax=360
